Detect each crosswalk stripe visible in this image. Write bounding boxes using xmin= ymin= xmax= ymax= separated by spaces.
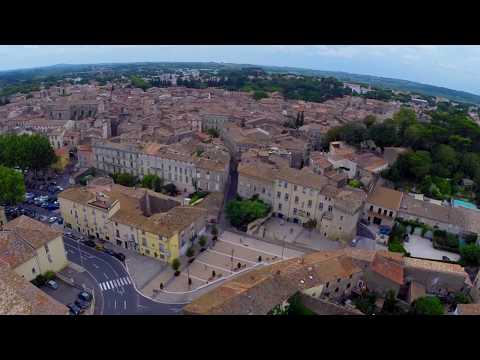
xmin=99 ymin=283 xmax=105 ymax=291
xmin=125 ymin=277 xmax=131 ymax=285
xmin=114 ymin=279 xmax=120 ymax=287
xmin=106 ymin=281 xmax=111 ymax=290
xmin=119 ymin=278 xmax=126 ymax=286
xmin=108 ymin=280 xmax=114 ymax=289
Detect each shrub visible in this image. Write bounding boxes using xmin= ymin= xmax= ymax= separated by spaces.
xmin=44 ymin=271 xmax=56 ymax=281
xmin=410 ymin=296 xmax=444 ymax=315
xmin=198 ymin=235 xmax=207 ymax=248
xmin=171 ymin=258 xmax=181 ymax=272
xmin=454 ymin=292 xmax=472 ymax=305
xmin=388 ymin=240 xmax=408 ymax=254
xmin=186 ymin=247 xmax=195 ymax=258
xmin=211 ymin=225 xmax=218 ymax=237
xmin=32 ymin=274 xmax=47 ymax=287
xmin=460 ymin=243 xmax=480 ymax=266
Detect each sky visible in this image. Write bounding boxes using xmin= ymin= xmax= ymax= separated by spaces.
xmin=1 ymin=45 xmax=480 ymax=95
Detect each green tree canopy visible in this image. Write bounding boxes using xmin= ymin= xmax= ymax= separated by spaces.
xmin=0 ymin=166 xmax=26 ymax=205
xmin=141 ymin=174 xmax=164 ymax=192
xmin=410 ymin=296 xmax=444 ymax=315
xmin=226 ymin=197 xmax=270 ymax=230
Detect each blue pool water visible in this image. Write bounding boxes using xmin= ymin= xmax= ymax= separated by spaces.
xmin=453 ymin=199 xmax=479 ymax=211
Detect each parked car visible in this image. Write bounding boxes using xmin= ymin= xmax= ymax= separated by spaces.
xmin=48 ymin=216 xmax=58 ymax=224
xmin=104 ymin=249 xmax=116 ymax=257
xmin=45 ymin=280 xmax=59 ymax=290
xmin=75 ymin=299 xmax=90 ymax=310
xmin=67 ymin=303 xmax=82 ymax=315
xmin=78 ymin=291 xmax=93 ymax=302
xmin=114 ymin=252 xmax=126 ymax=262
xmin=83 ymin=239 xmax=96 ymax=248
xmin=351 ymin=238 xmax=358 ymax=247
xmin=442 ymin=256 xmax=451 ymax=262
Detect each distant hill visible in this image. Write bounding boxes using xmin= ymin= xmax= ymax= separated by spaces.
xmin=1 ymin=61 xmax=479 ymax=105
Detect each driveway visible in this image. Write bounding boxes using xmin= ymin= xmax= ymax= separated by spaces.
xmin=404 ymin=234 xmax=460 ymax=261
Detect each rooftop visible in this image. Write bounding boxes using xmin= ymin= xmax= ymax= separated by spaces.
xmin=367 ymin=185 xmax=403 ymax=211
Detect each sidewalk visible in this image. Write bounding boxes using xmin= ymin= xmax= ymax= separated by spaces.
xmin=102 ymin=241 xmax=167 ymax=290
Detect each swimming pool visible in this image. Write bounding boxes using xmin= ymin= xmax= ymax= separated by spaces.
xmin=453 ymin=199 xmax=479 ymax=211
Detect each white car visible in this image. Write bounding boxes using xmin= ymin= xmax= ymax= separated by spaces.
xmin=48 ymin=217 xmax=58 ymax=223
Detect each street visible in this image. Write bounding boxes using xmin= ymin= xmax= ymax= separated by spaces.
xmin=63 ymin=234 xmax=184 ymax=315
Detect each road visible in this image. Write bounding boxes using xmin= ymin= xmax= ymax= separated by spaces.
xmin=63 ymin=235 xmax=184 ymax=315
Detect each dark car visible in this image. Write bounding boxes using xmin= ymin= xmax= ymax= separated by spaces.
xmin=78 ymin=291 xmax=93 ymax=302
xmin=104 ymin=249 xmax=116 ymax=257
xmin=442 ymin=256 xmax=451 ymax=262
xmin=75 ymin=299 xmax=90 ymax=310
xmin=67 ymin=303 xmax=82 ymax=315
xmin=114 ymin=252 xmax=126 ymax=262
xmin=83 ymin=240 xmax=96 ymax=248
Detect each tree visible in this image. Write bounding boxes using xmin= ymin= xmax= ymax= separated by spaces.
xmin=206 ymin=128 xmax=219 ymax=138
xmin=162 ymin=183 xmax=178 ymax=196
xmin=393 ymin=107 xmax=417 ymax=138
xmin=0 ymin=166 xmax=26 ymax=205
xmin=368 ymin=121 xmax=398 ymax=148
xmin=410 ymin=296 xmax=444 ymax=315
xmin=186 ymin=247 xmax=195 ymax=258
xmin=198 ymin=235 xmax=207 ymax=248
xmin=363 ymin=114 xmax=377 ymax=128
xmin=454 ymin=292 xmax=471 ymax=305
xmin=226 ymin=197 xmax=270 ymax=230
xmin=406 ymin=151 xmax=432 ymax=181
xmin=252 ymin=90 xmax=268 ymax=101
xmin=113 ymin=172 xmax=138 ymax=187
xmin=381 ymin=289 xmax=404 ymax=315
xmin=459 ymin=243 xmax=480 ymax=266
xmin=171 ymin=258 xmax=181 ymax=272
xmin=211 ymin=225 xmax=218 ymax=237
xmin=354 ymin=290 xmax=378 ymax=315
xmin=432 ymin=144 xmax=457 ymax=177
xmin=141 ymin=174 xmax=163 ymax=192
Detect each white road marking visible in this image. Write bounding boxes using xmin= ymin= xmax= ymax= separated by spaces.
xmin=124 ymin=300 xmax=127 ymax=310
xmin=114 ymin=300 xmax=117 ymax=308
xmin=104 ymin=273 xmax=109 ymax=279
xmin=118 ymin=278 xmax=126 ymax=286
xmin=92 ymin=263 xmax=99 ymax=269
xmin=108 ymin=280 xmax=114 ymax=289
xmin=113 ymin=279 xmax=119 ymax=287
xmin=99 ymin=283 xmax=106 ymax=291
xmin=125 ymin=277 xmax=131 ymax=285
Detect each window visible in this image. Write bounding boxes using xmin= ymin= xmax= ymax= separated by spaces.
xmin=142 ymin=238 xmax=147 ymax=246
xmin=307 ymin=200 xmax=312 ymax=208
xmin=328 ymin=205 xmax=333 ymax=212
xmin=44 ymin=244 xmax=50 ymax=254
xmin=389 ymin=211 xmax=393 ymax=217
xmin=340 ymin=216 xmax=344 ymax=221
xmin=319 ymin=202 xmax=323 ymax=209
xmin=294 ymin=196 xmax=299 ymax=204
xmin=335 ymin=287 xmax=339 ymax=293
xmin=284 ymin=194 xmax=289 ymax=201
xmin=347 ymin=283 xmax=351 ymax=289
xmin=278 ymin=203 xmax=282 ymax=211
xmin=369 ymin=205 xmax=373 ymax=212
xmin=326 ymin=282 xmax=329 ymax=288
xmin=383 ymin=209 xmax=387 ymax=216
xmin=337 ymin=278 xmax=341 ymax=283
xmin=307 ymin=212 xmax=310 ymax=217
xmin=32 ymin=268 xmax=36 ymax=274
xmin=293 ymin=208 xmax=297 ymax=215
xmin=294 ymin=185 xmax=297 ymax=191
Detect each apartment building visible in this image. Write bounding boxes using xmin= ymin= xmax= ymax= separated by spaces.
xmin=92 ymin=140 xmax=229 ymax=193
xmin=0 ymin=216 xmax=69 ymax=282
xmin=364 ymin=185 xmax=403 ymax=227
xmin=238 ymin=160 xmax=365 ymax=242
xmin=58 ymin=182 xmax=207 ymax=263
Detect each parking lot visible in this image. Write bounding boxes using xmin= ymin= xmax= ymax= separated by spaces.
xmin=164 ymin=231 xmax=304 ymax=292
xmin=41 ymin=277 xmax=94 ymax=315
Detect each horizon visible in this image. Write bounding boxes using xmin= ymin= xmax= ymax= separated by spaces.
xmin=0 ymin=45 xmax=480 ymax=95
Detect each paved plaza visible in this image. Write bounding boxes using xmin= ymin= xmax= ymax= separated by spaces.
xmin=261 ymin=217 xmax=344 ymax=251
xmin=142 ymin=230 xmax=305 ymax=296
xmin=404 ymin=234 xmax=460 ymax=261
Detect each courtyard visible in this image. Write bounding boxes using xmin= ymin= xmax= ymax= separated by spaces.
xmin=404 ymin=234 xmax=460 ymax=262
